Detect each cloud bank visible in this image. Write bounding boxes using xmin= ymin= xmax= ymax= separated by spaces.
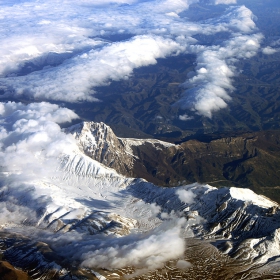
xmin=80 ymin=218 xmax=186 ymax=273
xmin=175 ymin=6 xmax=262 ymax=117
xmin=179 ymin=32 xmax=262 ymax=117
xmin=0 ymin=0 xmax=262 ymax=117
xmin=1 ymin=36 xmax=185 ymax=102
xmin=0 ymin=102 xmax=78 ymax=170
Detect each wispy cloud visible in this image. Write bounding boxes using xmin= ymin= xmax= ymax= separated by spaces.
xmin=210 ymin=0 xmax=237 ymax=4
xmin=262 ymin=46 xmax=279 ymax=55
xmin=175 ymin=6 xmax=262 ymax=117
xmin=176 ymin=188 xmax=196 ymax=204
xmin=262 ymin=39 xmax=280 ymax=55
xmin=178 ymin=32 xmax=262 ymax=117
xmin=179 ymin=114 xmax=193 ymax=121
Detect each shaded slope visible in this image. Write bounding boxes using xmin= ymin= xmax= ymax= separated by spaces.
xmin=0 ymin=261 xmax=31 ymax=280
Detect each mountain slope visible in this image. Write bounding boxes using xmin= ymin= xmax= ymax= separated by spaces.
xmin=1 ymin=120 xmax=280 ymax=279
xmin=66 ymin=121 xmax=280 ymax=202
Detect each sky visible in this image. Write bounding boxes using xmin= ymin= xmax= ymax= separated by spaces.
xmin=0 ymin=0 xmax=278 ymax=276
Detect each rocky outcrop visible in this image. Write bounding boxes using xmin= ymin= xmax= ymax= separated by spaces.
xmin=65 ymin=122 xmax=135 ymax=176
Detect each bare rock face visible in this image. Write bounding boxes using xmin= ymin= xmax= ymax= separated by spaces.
xmin=65 ymin=121 xmax=176 ymax=184
xmin=65 ymin=122 xmax=135 ymax=176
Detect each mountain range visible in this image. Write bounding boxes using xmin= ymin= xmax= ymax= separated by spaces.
xmin=66 ymin=121 xmax=280 ymax=203
xmin=1 ymin=121 xmax=280 ymax=279
xmin=1 ymin=0 xmax=280 ymax=279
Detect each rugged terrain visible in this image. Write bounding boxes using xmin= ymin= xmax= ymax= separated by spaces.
xmin=60 ymin=1 xmax=280 ymax=144
xmin=0 ymin=0 xmax=280 ymax=279
xmin=0 ymin=121 xmax=279 ymax=279
xmin=66 ymin=121 xmax=280 ymax=203
xmin=2 ymin=181 xmax=280 ymax=279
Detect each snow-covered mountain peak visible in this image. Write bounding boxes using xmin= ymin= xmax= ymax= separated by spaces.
xmin=66 ymin=120 xmax=175 ymax=150
xmin=75 ymin=121 xmax=112 ymax=137
xmin=64 ymin=121 xmax=177 ymax=183
xmin=229 ymin=187 xmax=278 ymax=208
xmin=65 ymin=121 xmax=115 ymax=148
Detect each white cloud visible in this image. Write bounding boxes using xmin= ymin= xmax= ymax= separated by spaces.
xmin=0 ymin=1 xmax=258 ymax=108
xmin=179 ymin=114 xmax=193 ymax=121
xmin=178 ymin=32 xmax=263 ymax=117
xmin=0 ymin=102 xmax=79 ymax=173
xmin=176 ymin=189 xmax=196 ymax=204
xmin=80 ymin=218 xmax=186 ymax=274
xmin=1 ymin=35 xmax=185 ymax=102
xmin=262 ymin=39 xmax=280 ymax=55
xmin=262 ymin=46 xmax=279 ymax=55
xmin=211 ymin=0 xmax=237 ymax=4
xmin=0 ymin=101 xmax=78 ymax=123
xmin=172 ymin=5 xmax=262 ymax=117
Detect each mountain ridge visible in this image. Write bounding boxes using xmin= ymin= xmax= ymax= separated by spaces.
xmin=66 ymin=121 xmax=280 ymax=203
xmin=1 ymin=121 xmax=280 ymax=279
